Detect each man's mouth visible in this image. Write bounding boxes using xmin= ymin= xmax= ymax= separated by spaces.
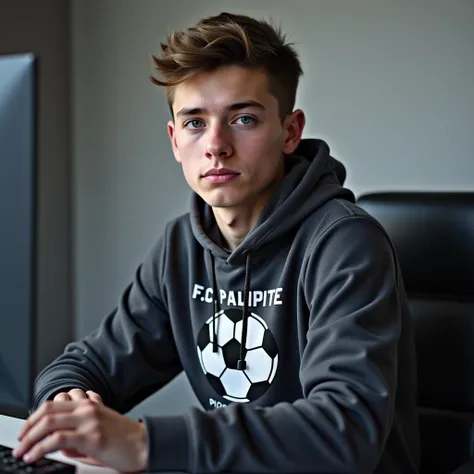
xmin=202 ymin=168 xmax=240 ymax=183
xmin=203 ymin=168 xmax=239 ymax=177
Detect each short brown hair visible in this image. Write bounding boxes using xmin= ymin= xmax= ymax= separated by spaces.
xmin=150 ymin=12 xmax=303 ymax=119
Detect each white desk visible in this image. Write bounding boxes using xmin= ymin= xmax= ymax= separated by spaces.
xmin=0 ymin=414 xmax=120 ymax=474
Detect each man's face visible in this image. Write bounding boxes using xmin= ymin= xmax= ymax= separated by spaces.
xmin=168 ymin=65 xmax=304 ymax=210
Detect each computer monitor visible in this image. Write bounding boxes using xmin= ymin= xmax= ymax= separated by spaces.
xmin=0 ymin=53 xmax=37 ymax=418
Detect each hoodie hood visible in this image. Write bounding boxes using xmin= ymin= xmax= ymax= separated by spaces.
xmin=190 ymin=138 xmax=355 ymax=264
xmin=190 ymin=138 xmax=356 ymax=367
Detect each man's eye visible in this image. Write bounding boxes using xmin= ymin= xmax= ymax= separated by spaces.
xmin=185 ymin=119 xmax=205 ymax=129
xmin=235 ymin=116 xmax=256 ymax=125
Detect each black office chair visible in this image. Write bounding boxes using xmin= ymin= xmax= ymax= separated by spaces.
xmin=356 ymin=192 xmax=474 ymax=474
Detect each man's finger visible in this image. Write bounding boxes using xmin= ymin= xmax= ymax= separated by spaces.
xmin=14 ymin=412 xmax=78 ymax=459
xmin=61 ymin=449 xmax=103 ymax=466
xmin=17 ymin=401 xmax=75 ymax=441
xmin=23 ymin=430 xmax=80 ymax=464
xmin=60 ymin=448 xmax=84 ymax=458
xmin=68 ymin=389 xmax=87 ymax=401
xmin=54 ymin=392 xmax=72 ymax=402
xmin=86 ymin=391 xmax=102 ymax=403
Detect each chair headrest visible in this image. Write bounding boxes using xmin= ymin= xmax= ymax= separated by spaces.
xmin=357 ymin=192 xmax=474 ymax=298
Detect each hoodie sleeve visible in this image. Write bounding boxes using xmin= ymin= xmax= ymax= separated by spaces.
xmin=141 ymin=215 xmax=403 ymax=473
xmin=31 ymin=231 xmax=183 ymax=414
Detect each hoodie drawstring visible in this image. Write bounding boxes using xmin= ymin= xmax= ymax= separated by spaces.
xmin=208 ymin=250 xmax=251 ymax=370
xmin=209 ymin=251 xmax=219 ymax=353
xmin=237 ymin=253 xmax=251 ymax=370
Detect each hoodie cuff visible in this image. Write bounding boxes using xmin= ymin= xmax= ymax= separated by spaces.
xmin=141 ymin=415 xmax=189 ymax=472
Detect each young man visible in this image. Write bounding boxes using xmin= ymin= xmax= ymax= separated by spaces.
xmin=14 ymin=12 xmax=419 ymax=474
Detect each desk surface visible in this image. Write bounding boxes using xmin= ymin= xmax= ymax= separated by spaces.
xmin=0 ymin=414 xmax=123 ymax=474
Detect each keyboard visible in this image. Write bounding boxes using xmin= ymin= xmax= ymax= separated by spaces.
xmin=0 ymin=444 xmax=75 ymax=474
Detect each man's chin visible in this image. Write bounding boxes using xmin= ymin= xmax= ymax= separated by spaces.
xmin=207 ymin=200 xmax=240 ymax=209
xmin=199 ymin=192 xmax=245 ymax=209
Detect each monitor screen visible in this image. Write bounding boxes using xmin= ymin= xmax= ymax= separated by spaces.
xmin=0 ymin=53 xmax=37 ymax=418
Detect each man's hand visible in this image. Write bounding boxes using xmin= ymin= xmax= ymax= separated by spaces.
xmin=12 ymin=399 xmax=148 ymax=473
xmin=52 ymin=389 xmax=104 ymax=464
xmin=53 ymin=388 xmax=102 ymax=404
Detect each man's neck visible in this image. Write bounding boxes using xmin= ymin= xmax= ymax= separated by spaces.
xmin=211 ymin=163 xmax=286 ymax=250
xmin=212 ymin=177 xmax=286 ymax=250
xmin=212 ymin=204 xmax=263 ymax=251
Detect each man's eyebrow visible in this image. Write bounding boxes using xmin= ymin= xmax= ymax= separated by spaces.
xmin=228 ymin=101 xmax=266 ymax=112
xmin=176 ymin=101 xmax=266 ymax=118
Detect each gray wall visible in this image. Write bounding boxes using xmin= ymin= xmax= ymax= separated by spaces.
xmin=71 ymin=0 xmax=474 ymax=417
xmin=0 ymin=0 xmax=73 ymax=373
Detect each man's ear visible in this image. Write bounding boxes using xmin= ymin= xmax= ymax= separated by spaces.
xmin=167 ymin=120 xmax=181 ymax=163
xmin=282 ymin=109 xmax=306 ymax=155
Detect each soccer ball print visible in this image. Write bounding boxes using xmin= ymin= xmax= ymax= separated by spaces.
xmin=196 ymin=308 xmax=279 ymax=403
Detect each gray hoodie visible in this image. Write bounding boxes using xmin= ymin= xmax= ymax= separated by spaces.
xmin=33 ymin=139 xmax=419 ymax=473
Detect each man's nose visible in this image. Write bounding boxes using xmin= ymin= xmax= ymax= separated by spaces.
xmin=205 ymin=124 xmax=232 ymax=159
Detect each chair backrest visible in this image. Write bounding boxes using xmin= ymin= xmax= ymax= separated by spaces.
xmin=356 ymin=192 xmax=474 ymax=474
